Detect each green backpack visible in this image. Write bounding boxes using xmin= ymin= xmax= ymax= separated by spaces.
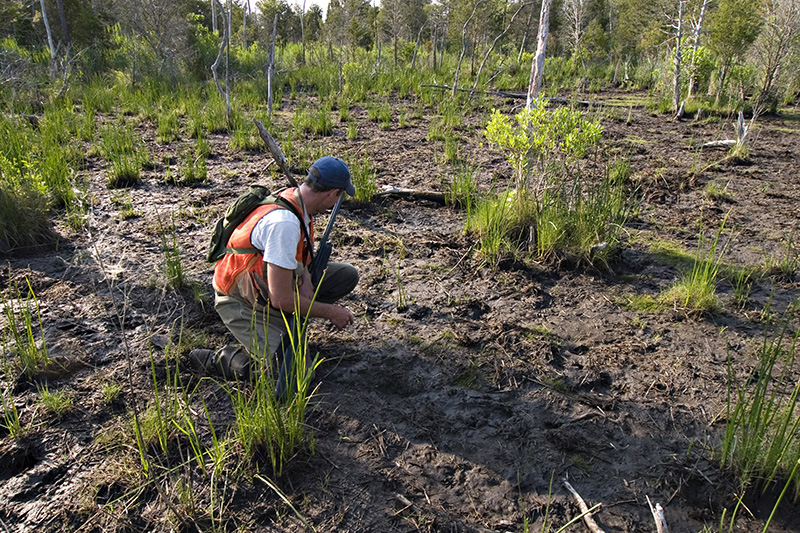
xmin=206 ymin=185 xmax=308 ymax=263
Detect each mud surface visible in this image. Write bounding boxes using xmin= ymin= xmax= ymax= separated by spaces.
xmin=2 ymin=90 xmax=800 ymax=532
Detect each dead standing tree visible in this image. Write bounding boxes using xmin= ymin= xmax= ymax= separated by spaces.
xmin=38 ymin=0 xmax=57 ymax=77
xmin=527 ymin=0 xmax=553 ymax=108
xmin=211 ymin=0 xmax=232 ymax=125
xmin=453 ymin=0 xmax=486 ymax=97
xmin=267 ymin=14 xmax=278 ymax=115
xmin=471 ymin=1 xmax=533 ymax=92
xmin=55 ymin=0 xmax=72 ymax=63
xmin=685 ymin=0 xmax=710 ymax=101
xmin=665 ymin=0 xmax=687 ymax=117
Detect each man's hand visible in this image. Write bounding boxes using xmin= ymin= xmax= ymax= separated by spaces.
xmin=327 ymin=305 xmax=354 ymax=330
xmin=267 ymin=263 xmax=353 ymax=329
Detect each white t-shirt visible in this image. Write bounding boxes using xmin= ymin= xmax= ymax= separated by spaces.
xmin=250 ymin=207 xmax=311 ymax=271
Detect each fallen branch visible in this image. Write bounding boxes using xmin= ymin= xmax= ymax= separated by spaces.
xmin=701 ymin=111 xmax=749 ymax=149
xmin=701 ymin=139 xmax=737 ymax=148
xmin=373 ymin=185 xmax=447 ymax=205
xmin=563 ymin=480 xmax=606 ymax=533
xmin=646 ymin=495 xmax=669 ymax=533
xmin=419 ymin=84 xmax=605 ymax=107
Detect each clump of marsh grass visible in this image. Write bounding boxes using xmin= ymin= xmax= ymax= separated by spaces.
xmin=230 ymin=306 xmax=320 ymax=477
xmin=350 ymin=156 xmax=378 ymax=203
xmin=38 ymin=383 xmax=73 ymax=418
xmin=445 ymin=162 xmax=480 ymax=210
xmin=0 ymin=116 xmax=57 ymax=251
xmin=721 ymin=310 xmax=800 ymax=511
xmin=292 ymin=105 xmax=333 ymax=137
xmin=100 ymin=118 xmax=146 ymax=188
xmin=1 ymin=274 xmax=50 ymax=378
xmin=465 ymin=160 xmax=634 ymax=267
xmin=157 ymin=212 xmax=186 ymax=291
xmin=660 ymin=213 xmax=732 ymax=316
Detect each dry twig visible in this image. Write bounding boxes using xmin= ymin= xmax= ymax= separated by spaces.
xmin=646 ymin=495 xmax=669 ymax=533
xmin=563 ymin=479 xmax=606 ymax=533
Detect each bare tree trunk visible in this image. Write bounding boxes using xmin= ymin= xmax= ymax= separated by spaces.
xmin=268 ymin=15 xmax=277 ymax=115
xmin=473 ymin=2 xmax=531 ymax=91
xmin=686 ymin=0 xmax=709 ymax=100
xmin=517 ymin=7 xmax=534 ymax=63
xmin=411 ymin=22 xmax=426 ymax=69
xmin=673 ymin=0 xmax=685 ymax=116
xmin=432 ymin=24 xmax=437 ymax=70
xmin=55 ymin=0 xmax=72 ymax=61
xmin=212 ymin=0 xmax=217 ymax=33
xmin=453 ymin=0 xmax=485 ymax=97
xmin=242 ymin=1 xmax=247 ymax=49
xmin=300 ymin=0 xmax=306 ymax=64
xmin=226 ymin=0 xmax=232 ymax=122
xmin=526 ymin=0 xmax=552 ymax=108
xmin=211 ymin=0 xmax=231 ymax=124
xmin=211 ymin=0 xmax=219 ymax=32
xmin=39 ymin=0 xmax=57 ymax=76
xmin=715 ymin=60 xmax=731 ymax=106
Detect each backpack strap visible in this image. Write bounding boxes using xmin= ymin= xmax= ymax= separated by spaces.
xmin=223 ymin=193 xmax=315 ymax=262
xmin=274 ymin=195 xmax=315 ymax=264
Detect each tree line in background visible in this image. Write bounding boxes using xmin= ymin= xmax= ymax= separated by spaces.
xmin=0 ymin=0 xmax=798 ymax=114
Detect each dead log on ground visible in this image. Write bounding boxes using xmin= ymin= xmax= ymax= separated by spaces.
xmin=419 ymin=84 xmax=606 ymax=107
xmin=373 ymin=185 xmax=447 ymax=205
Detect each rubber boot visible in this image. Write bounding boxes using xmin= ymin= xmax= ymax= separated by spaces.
xmin=188 ymin=345 xmax=251 ymax=381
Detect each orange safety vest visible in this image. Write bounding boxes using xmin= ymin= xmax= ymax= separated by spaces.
xmin=213 ymin=188 xmax=314 ymax=306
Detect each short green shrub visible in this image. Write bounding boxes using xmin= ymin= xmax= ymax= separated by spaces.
xmin=484 ymin=99 xmax=603 ymax=190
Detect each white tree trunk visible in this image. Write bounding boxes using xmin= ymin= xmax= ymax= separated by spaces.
xmin=268 ymin=15 xmax=277 ymax=115
xmin=212 ymin=0 xmax=217 ymax=33
xmin=411 ymin=22 xmax=426 ymax=69
xmin=242 ymin=1 xmax=247 ymax=49
xmin=226 ymin=0 xmax=232 ymax=122
xmin=39 ymin=0 xmax=57 ymax=74
xmin=211 ymin=0 xmax=231 ymax=123
xmin=686 ymin=0 xmax=709 ymax=99
xmin=527 ymin=0 xmax=552 ymax=108
xmin=453 ymin=0 xmax=485 ymax=97
xmin=672 ymin=0 xmax=685 ymax=116
xmin=300 ymin=0 xmax=306 ymax=64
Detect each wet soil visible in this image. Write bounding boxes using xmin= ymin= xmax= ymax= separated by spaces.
xmin=2 ymin=89 xmax=800 ymax=532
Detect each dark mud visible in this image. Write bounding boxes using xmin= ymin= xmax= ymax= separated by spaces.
xmin=2 ymin=90 xmax=800 ymax=532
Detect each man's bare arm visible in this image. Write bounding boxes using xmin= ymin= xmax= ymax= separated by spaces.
xmin=266 ymin=263 xmax=353 ymax=329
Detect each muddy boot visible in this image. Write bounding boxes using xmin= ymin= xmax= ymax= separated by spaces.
xmin=188 ymin=345 xmax=251 ymax=381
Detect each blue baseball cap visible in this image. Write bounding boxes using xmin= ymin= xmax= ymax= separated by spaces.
xmin=308 ymin=156 xmax=355 ymax=197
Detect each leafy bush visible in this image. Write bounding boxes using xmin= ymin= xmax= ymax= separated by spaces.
xmin=480 ymin=102 xmax=628 ymax=265
xmin=484 ymin=99 xmax=602 ymax=190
